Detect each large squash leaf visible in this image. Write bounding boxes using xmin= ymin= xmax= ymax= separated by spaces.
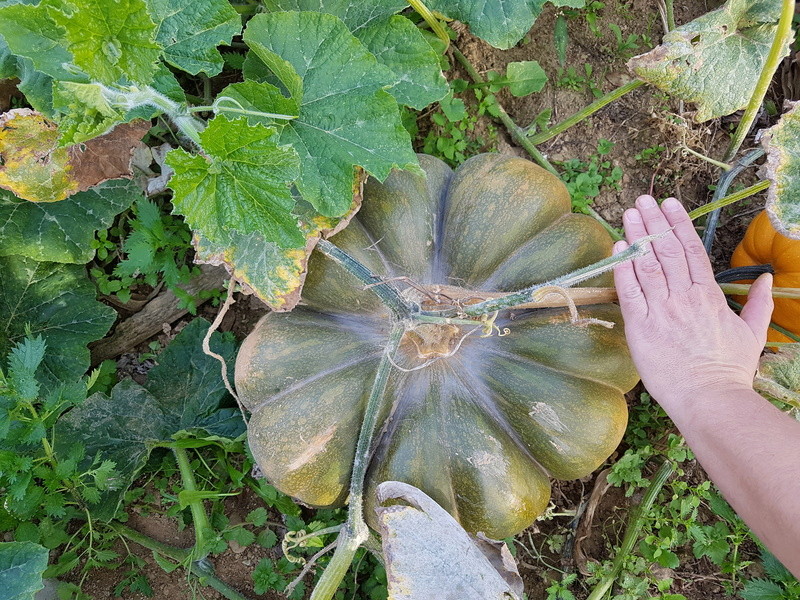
xmin=166 ymin=115 xmax=303 ymax=248
xmin=376 ymin=481 xmax=523 ymax=600
xmin=243 ymin=11 xmax=419 ymax=218
xmin=762 ymin=101 xmax=800 ymax=239
xmin=0 ymin=542 xmax=48 ymax=600
xmin=48 ymin=0 xmax=161 ymax=85
xmin=261 ymin=1 xmax=447 ymax=109
xmin=54 ymin=319 xmax=244 ymax=520
xmin=628 ymin=0 xmax=791 ymax=122
xmin=144 ymin=0 xmax=241 ymax=76
xmin=0 ymin=179 xmax=141 ymax=263
xmin=425 ymin=0 xmax=542 ymax=50
xmin=0 ymin=257 xmax=115 ymax=387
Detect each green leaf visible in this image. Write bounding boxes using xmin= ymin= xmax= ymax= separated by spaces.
xmin=246 ymin=507 xmax=268 ymax=526
xmin=427 ymin=0 xmax=546 ymax=49
xmin=0 ymin=179 xmax=141 ymax=263
xmin=166 ymin=115 xmax=303 ymax=248
xmin=53 ymin=319 xmax=243 ymax=519
xmin=0 ymin=257 xmax=116 ymax=387
xmin=0 ymin=0 xmax=80 ymax=82
xmin=261 ymin=0 xmax=406 ymax=29
xmin=145 ymin=0 xmax=241 ymax=76
xmin=627 ymin=0 xmax=791 ymax=122
xmin=0 ymin=541 xmax=48 ymax=600
xmin=48 ymin=0 xmax=161 ymax=85
xmin=216 ymin=80 xmax=299 ymax=127
xmin=506 ymin=60 xmax=547 ymax=97
xmin=243 ymin=11 xmax=419 ymax=217
xmin=763 ymin=100 xmax=800 ymax=239
xmin=356 ymin=15 xmax=448 ymax=109
xmin=740 ymin=579 xmax=788 ymax=600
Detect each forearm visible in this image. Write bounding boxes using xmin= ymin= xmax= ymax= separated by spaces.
xmin=656 ymin=387 xmax=800 ymax=576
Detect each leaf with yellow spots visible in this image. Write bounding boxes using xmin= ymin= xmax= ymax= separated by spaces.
xmin=0 ymin=109 xmax=149 ymax=203
xmin=193 ymin=172 xmax=364 ymax=312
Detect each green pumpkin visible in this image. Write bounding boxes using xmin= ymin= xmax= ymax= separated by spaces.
xmin=235 ymin=153 xmax=639 ymax=539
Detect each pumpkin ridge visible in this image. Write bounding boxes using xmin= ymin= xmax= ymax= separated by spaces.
xmin=445 ymin=359 xmax=553 ymax=479
xmin=480 ymin=344 xmax=627 ymax=393
xmin=248 ymin=349 xmax=384 ymax=413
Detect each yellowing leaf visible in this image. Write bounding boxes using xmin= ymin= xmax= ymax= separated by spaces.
xmin=0 ymin=109 xmax=149 ymax=203
xmin=763 ymin=101 xmax=800 ymax=239
xmin=0 ymin=109 xmax=74 ymax=203
xmin=628 ymin=0 xmax=791 ymax=122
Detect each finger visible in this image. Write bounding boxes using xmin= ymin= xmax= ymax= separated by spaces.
xmin=661 ymin=197 xmax=717 ymax=285
xmin=623 ymin=206 xmax=668 ymax=302
xmin=612 ymin=240 xmax=647 ymax=317
xmin=634 ymin=195 xmax=692 ymax=292
xmin=739 ymin=273 xmax=774 ymax=347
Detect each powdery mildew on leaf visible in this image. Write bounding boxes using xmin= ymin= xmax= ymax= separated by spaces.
xmin=0 ymin=179 xmax=141 ymax=263
xmin=145 ymin=0 xmax=241 ymax=76
xmin=628 ymin=0 xmax=791 ymax=122
xmin=763 ymin=101 xmax=800 ymax=239
xmin=428 ymin=0 xmax=547 ymax=50
xmin=243 ymin=11 xmax=419 ymax=218
xmin=376 ymin=481 xmax=523 ymax=600
xmin=53 ymin=319 xmax=243 ymax=520
xmin=49 ymin=0 xmax=162 ymax=85
xmin=0 ymin=257 xmax=116 ymax=388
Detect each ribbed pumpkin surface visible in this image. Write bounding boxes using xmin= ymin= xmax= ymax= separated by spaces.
xmin=731 ymin=210 xmax=800 ymax=343
xmin=236 ymin=154 xmax=639 ymax=539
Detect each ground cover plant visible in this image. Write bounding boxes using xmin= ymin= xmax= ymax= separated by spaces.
xmin=1 ymin=0 xmax=800 ymax=598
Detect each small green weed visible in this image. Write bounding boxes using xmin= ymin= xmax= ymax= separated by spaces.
xmin=91 ymin=198 xmax=218 ymax=313
xmin=635 ymin=144 xmax=666 ymax=166
xmin=422 ymin=83 xmax=498 ymax=166
xmin=556 ymin=63 xmax=603 ymax=98
xmin=741 ymin=550 xmax=800 ymax=600
xmin=557 ymin=139 xmax=623 ymax=214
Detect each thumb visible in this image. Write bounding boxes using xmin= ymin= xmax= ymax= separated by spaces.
xmin=739 ymin=272 xmax=774 ymax=345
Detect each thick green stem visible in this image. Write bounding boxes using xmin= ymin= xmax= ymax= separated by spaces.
xmin=723 ymin=0 xmax=794 ymax=163
xmin=664 ymin=0 xmax=675 ymax=31
xmin=407 ymin=0 xmax=450 ymax=47
xmin=586 ymin=460 xmax=675 ymax=600
xmin=316 ymin=239 xmax=413 ymax=319
xmin=451 ymin=47 xmax=559 ymax=176
xmin=173 ymin=446 xmax=214 ymax=560
xmin=689 ymin=180 xmax=771 ymax=220
xmin=310 ymin=326 xmax=405 ymax=600
xmin=720 ymin=283 xmax=800 ymax=300
xmin=527 ymin=80 xmax=645 ymax=145
xmin=462 ymin=232 xmax=661 ymax=316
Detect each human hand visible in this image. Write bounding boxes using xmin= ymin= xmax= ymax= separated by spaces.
xmin=613 ymin=195 xmax=774 ymax=412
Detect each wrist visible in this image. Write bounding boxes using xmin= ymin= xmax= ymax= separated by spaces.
xmin=652 ymin=384 xmax=763 ymax=423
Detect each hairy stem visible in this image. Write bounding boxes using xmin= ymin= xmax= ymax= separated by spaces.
xmin=722 ymin=0 xmax=795 ymax=163
xmin=584 ymin=205 xmax=624 ymax=241
xmin=316 ymin=239 xmax=413 ymax=319
xmin=451 ymin=47 xmax=559 ymax=176
xmin=527 ymin=80 xmax=645 ymax=145
xmin=310 ymin=325 xmax=405 ymax=600
xmin=462 ymin=232 xmax=661 ymax=316
xmin=586 ymin=460 xmax=675 ymax=600
xmin=719 ymin=283 xmax=800 ymax=300
xmin=688 ymin=180 xmax=770 ymax=220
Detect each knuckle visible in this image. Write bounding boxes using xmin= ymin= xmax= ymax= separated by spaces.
xmin=683 ymin=240 xmax=707 ymax=257
xmin=656 ymin=242 xmax=684 ymax=260
xmin=638 ymin=258 xmax=663 ymax=276
xmin=618 ymin=283 xmax=643 ymax=300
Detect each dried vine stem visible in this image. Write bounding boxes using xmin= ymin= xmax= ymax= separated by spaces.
xmin=201 ymin=277 xmax=247 ymax=422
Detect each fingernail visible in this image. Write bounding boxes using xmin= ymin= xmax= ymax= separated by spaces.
xmin=662 ymin=197 xmax=682 ymax=212
xmin=624 ymin=208 xmax=642 ymax=223
xmin=637 ymin=195 xmax=657 ymax=208
xmin=613 ymin=240 xmax=629 ymax=254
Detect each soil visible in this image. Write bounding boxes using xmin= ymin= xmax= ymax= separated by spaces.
xmin=62 ymin=0 xmax=796 ymax=598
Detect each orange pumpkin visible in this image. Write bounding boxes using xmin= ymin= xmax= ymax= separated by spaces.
xmin=730 ymin=210 xmax=800 ymax=342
